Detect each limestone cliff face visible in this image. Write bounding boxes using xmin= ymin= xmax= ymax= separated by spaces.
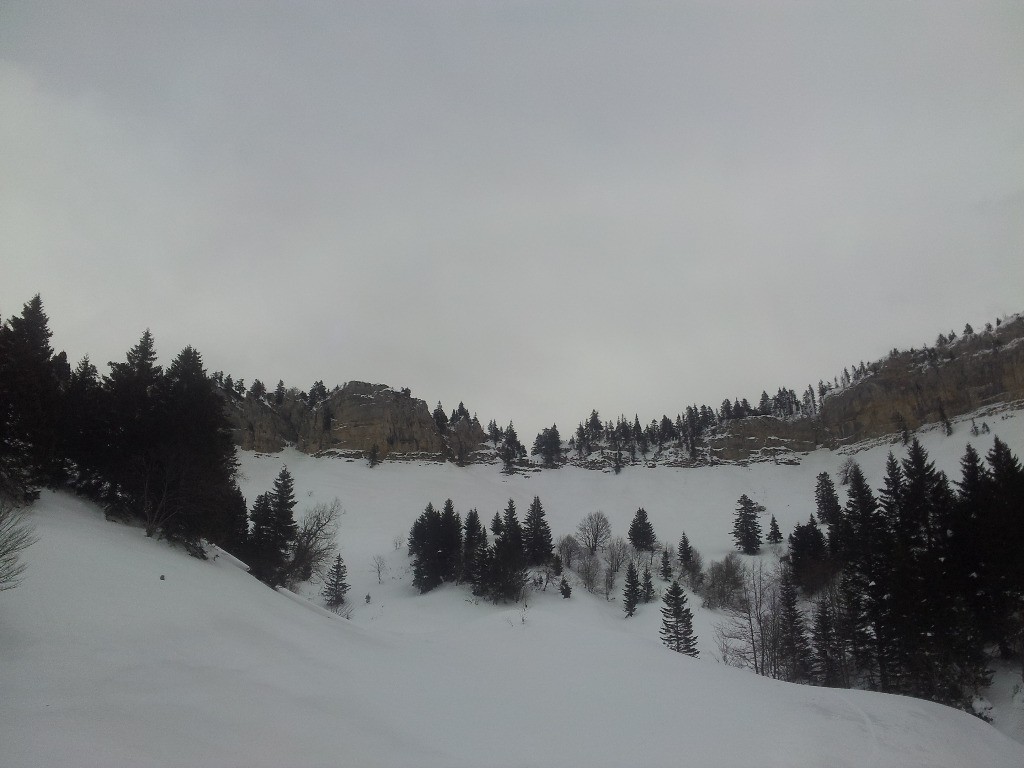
xmin=706 ymin=416 xmax=830 ymax=463
xmin=225 ymin=381 xmax=489 ymax=462
xmin=708 ymin=316 xmax=1024 ymax=461
xmin=818 ymin=319 xmax=1024 ymax=445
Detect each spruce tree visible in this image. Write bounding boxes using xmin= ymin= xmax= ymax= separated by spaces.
xmin=490 ymin=499 xmax=526 ymax=602
xmin=523 ymin=495 xmax=553 ymax=566
xmin=642 ymin=565 xmax=655 ymax=603
xmin=322 ymin=553 xmax=350 ymax=610
xmin=766 ymin=515 xmax=783 ymax=546
xmin=814 ymin=472 xmax=843 ymax=526
xmin=659 ymin=548 xmax=673 ymax=580
xmin=248 ymin=493 xmax=280 ymax=583
xmin=839 ymin=462 xmax=893 ymax=690
xmin=623 ymin=561 xmax=641 ymax=616
xmin=677 ymin=532 xmax=693 ymax=569
xmin=270 ymin=466 xmax=298 ymax=562
xmin=462 ymin=509 xmax=486 ymax=584
xmin=0 ymin=294 xmax=61 ymax=497
xmin=627 ymin=507 xmax=657 ymax=553
xmin=660 ymin=581 xmax=698 ymax=656
xmin=731 ymin=495 xmax=763 ymax=554
xmin=777 ymin=565 xmax=813 ymax=682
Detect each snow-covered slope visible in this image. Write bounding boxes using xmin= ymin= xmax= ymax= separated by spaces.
xmin=2 ymin=410 xmax=1023 ymax=766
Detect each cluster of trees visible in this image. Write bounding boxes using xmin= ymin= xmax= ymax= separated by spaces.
xmin=705 ymin=438 xmax=1024 ymax=712
xmin=408 ymin=496 xmax=554 ymax=602
xmin=0 ymin=295 xmax=344 ymax=597
xmin=0 ymin=295 xmax=245 ymax=553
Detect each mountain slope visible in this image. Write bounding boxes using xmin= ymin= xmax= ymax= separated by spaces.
xmin=3 ymin=409 xmax=1023 ymax=766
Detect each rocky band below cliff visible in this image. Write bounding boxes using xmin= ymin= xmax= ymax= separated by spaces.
xmin=224 ymin=315 xmax=1024 ymax=466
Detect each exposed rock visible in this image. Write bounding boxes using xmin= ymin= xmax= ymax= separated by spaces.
xmin=224 ymin=381 xmax=489 ymax=463
xmin=818 ymin=318 xmax=1024 ymax=445
xmin=709 ymin=316 xmax=1024 ymax=460
xmin=707 ymin=416 xmax=828 ymax=463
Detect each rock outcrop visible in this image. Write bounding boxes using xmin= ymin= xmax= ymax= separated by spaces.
xmin=708 ymin=316 xmax=1024 ymax=461
xmin=225 ymin=381 xmax=490 ymax=462
xmin=226 ymin=316 xmax=1023 ymax=466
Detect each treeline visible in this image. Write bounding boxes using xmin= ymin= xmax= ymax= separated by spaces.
xmin=407 ymin=498 xmax=701 ymax=657
xmin=695 ymin=437 xmax=1024 ymax=713
xmin=0 ymin=294 xmax=344 ymax=590
xmin=0 ymin=295 xmax=246 ymax=551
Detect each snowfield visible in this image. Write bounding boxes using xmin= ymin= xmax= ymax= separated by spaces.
xmin=3 ymin=410 xmax=1024 ymax=767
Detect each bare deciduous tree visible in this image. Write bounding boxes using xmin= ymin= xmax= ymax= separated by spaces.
xmin=371 ymin=554 xmax=388 ymax=584
xmin=601 ymin=564 xmax=617 ymax=601
xmin=701 ymin=552 xmax=745 ymax=610
xmin=604 ymin=536 xmax=630 ymax=574
xmin=283 ymin=498 xmax=340 ymax=588
xmin=577 ymin=554 xmax=600 ymax=593
xmin=556 ymin=534 xmax=581 ymax=569
xmin=576 ymin=511 xmax=611 ymax=555
xmin=0 ymin=500 xmax=38 ymax=591
xmin=714 ymin=560 xmax=781 ymax=678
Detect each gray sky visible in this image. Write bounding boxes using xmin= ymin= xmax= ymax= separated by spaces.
xmin=2 ymin=2 xmax=1022 ymax=440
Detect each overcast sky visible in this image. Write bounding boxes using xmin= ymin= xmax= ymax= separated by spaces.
xmin=2 ymin=2 xmax=1022 ymax=440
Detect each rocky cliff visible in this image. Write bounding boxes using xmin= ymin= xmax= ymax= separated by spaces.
xmin=707 ymin=315 xmax=1024 ymax=462
xmin=225 ymin=381 xmax=490 ymax=463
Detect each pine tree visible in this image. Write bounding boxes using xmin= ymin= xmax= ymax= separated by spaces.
xmin=628 ymin=507 xmax=657 ymax=553
xmin=270 ymin=466 xmax=298 ymax=563
xmin=766 ymin=516 xmax=783 ymax=546
xmin=839 ymin=462 xmax=893 ymax=690
xmin=322 ymin=554 xmax=349 ymax=610
xmin=490 ymin=499 xmax=526 ymax=602
xmin=523 ymin=496 xmax=553 ymax=566
xmin=439 ymin=499 xmax=463 ymax=582
xmin=777 ymin=565 xmax=813 ymax=682
xmin=462 ymin=509 xmax=487 ymax=584
xmin=623 ymin=561 xmax=641 ymax=616
xmin=677 ymin=532 xmax=693 ymax=568
xmin=660 ymin=581 xmax=698 ymax=656
xmin=0 ymin=295 xmax=61 ymax=497
xmin=559 ymin=576 xmax=571 ymax=598
xmin=642 ymin=565 xmax=655 ymax=603
xmin=248 ymin=492 xmax=280 ymax=583
xmin=731 ymin=494 xmax=763 ymax=554
xmin=788 ymin=515 xmax=828 ymax=593
xmin=658 ymin=548 xmax=673 ymax=580
xmin=810 ymin=590 xmax=845 ymax=687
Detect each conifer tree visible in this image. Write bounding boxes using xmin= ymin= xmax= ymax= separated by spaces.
xmin=777 ymin=565 xmax=813 ymax=683
xmin=462 ymin=509 xmax=486 ymax=584
xmin=677 ymin=532 xmax=693 ymax=569
xmin=810 ymin=590 xmax=846 ymax=687
xmin=814 ymin=472 xmax=843 ymax=527
xmin=766 ymin=515 xmax=783 ymax=546
xmin=270 ymin=466 xmax=298 ymax=561
xmin=623 ymin=561 xmax=641 ymax=616
xmin=659 ymin=548 xmax=673 ymax=581
xmin=839 ymin=462 xmax=893 ymax=689
xmin=559 ymin=576 xmax=571 ymax=598
xmin=660 ymin=581 xmax=698 ymax=656
xmin=322 ymin=553 xmax=350 ymax=610
xmin=523 ymin=495 xmax=554 ymax=566
xmin=628 ymin=507 xmax=657 ymax=553
xmin=248 ymin=492 xmax=281 ymax=583
xmin=0 ymin=294 xmax=61 ymax=497
xmin=439 ymin=499 xmax=463 ymax=582
xmin=731 ymin=495 xmax=763 ymax=554
xmin=489 ymin=499 xmax=526 ymax=602
xmin=642 ymin=565 xmax=655 ymax=603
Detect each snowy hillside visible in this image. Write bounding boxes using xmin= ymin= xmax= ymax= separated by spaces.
xmin=3 ymin=410 xmax=1024 ymax=766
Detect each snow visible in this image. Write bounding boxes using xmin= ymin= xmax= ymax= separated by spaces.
xmin=2 ymin=410 xmax=1023 ymax=766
